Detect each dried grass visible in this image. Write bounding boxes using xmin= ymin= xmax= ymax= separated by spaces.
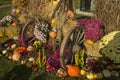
xmin=94 ymin=0 xmax=120 ymax=33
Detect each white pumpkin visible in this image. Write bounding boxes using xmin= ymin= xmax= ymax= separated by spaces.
xmin=102 ymin=69 xmax=111 ymax=77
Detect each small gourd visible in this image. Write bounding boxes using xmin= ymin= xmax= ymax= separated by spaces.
xmin=15 ymin=8 xmax=20 ymax=14
xmin=86 ymin=39 xmax=94 ymax=45
xmin=11 ymin=22 xmax=17 ymax=27
xmin=67 ymin=65 xmax=80 ymax=77
xmin=49 ymin=31 xmax=57 ymax=39
xmin=56 ymin=68 xmax=67 ymax=77
xmin=86 ymin=72 xmax=94 ymax=80
xmin=12 ymin=53 xmax=21 ymax=61
xmin=51 ymin=18 xmax=56 ymax=25
xmin=80 ymin=69 xmax=86 ymax=76
xmin=13 ymin=46 xmax=26 ymax=54
xmin=2 ymin=50 xmax=7 ymax=54
xmin=67 ymin=10 xmax=74 ymax=19
xmin=96 ymin=73 xmax=103 ymax=79
xmin=27 ymin=46 xmax=33 ymax=51
xmin=102 ymin=69 xmax=111 ymax=77
xmin=111 ymin=71 xmax=119 ymax=77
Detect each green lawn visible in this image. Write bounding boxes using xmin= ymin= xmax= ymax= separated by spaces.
xmin=0 ymin=57 xmax=81 ymax=80
xmin=0 ymin=6 xmax=11 ymax=19
xmin=0 ymin=0 xmax=11 ymax=5
xmin=0 ymin=0 xmax=11 ymax=19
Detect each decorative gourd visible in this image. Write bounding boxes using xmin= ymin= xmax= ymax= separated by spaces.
xmin=27 ymin=46 xmax=33 ymax=51
xmin=51 ymin=18 xmax=56 ymax=25
xmin=80 ymin=69 xmax=86 ymax=76
xmin=49 ymin=31 xmax=57 ymax=38
xmin=11 ymin=22 xmax=17 ymax=27
xmin=102 ymin=69 xmax=111 ymax=77
xmin=86 ymin=39 xmax=94 ymax=45
xmin=67 ymin=10 xmax=74 ymax=19
xmin=56 ymin=68 xmax=67 ymax=77
xmin=15 ymin=8 xmax=20 ymax=14
xmin=111 ymin=71 xmax=119 ymax=77
xmin=86 ymin=72 xmax=94 ymax=80
xmin=96 ymin=73 xmax=103 ymax=79
xmin=12 ymin=53 xmax=21 ymax=61
xmin=67 ymin=65 xmax=80 ymax=77
xmin=13 ymin=46 xmax=26 ymax=54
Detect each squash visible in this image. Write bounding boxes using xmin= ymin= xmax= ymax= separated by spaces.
xmin=11 ymin=22 xmax=17 ymax=27
xmin=67 ymin=65 xmax=80 ymax=77
xmin=49 ymin=31 xmax=57 ymax=38
xmin=86 ymin=39 xmax=94 ymax=45
xmin=80 ymin=69 xmax=86 ymax=76
xmin=86 ymin=72 xmax=94 ymax=80
xmin=111 ymin=71 xmax=119 ymax=77
xmin=102 ymin=69 xmax=111 ymax=77
xmin=15 ymin=8 xmax=20 ymax=14
xmin=96 ymin=73 xmax=103 ymax=79
xmin=12 ymin=53 xmax=21 ymax=61
xmin=56 ymin=68 xmax=67 ymax=77
xmin=67 ymin=10 xmax=74 ymax=19
xmin=51 ymin=18 xmax=56 ymax=25
xmin=13 ymin=46 xmax=26 ymax=54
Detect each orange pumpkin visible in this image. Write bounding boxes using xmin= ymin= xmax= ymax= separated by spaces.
xmin=49 ymin=31 xmax=57 ymax=38
xmin=86 ymin=39 xmax=94 ymax=45
xmin=13 ymin=46 xmax=26 ymax=54
xmin=51 ymin=18 xmax=56 ymax=25
xmin=11 ymin=22 xmax=17 ymax=27
xmin=67 ymin=10 xmax=74 ymax=19
xmin=12 ymin=53 xmax=21 ymax=61
xmin=67 ymin=65 xmax=80 ymax=77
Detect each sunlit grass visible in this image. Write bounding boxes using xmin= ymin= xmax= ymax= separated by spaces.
xmin=0 ymin=6 xmax=11 ymax=19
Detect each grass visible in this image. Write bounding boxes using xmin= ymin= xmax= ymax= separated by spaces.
xmin=0 ymin=0 xmax=11 ymax=5
xmin=0 ymin=6 xmax=11 ymax=19
xmin=0 ymin=0 xmax=11 ymax=19
xmin=0 ymin=57 xmax=82 ymax=80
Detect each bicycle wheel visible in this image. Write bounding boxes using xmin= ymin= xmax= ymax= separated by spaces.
xmin=60 ymin=25 xmax=85 ymax=70
xmin=21 ymin=20 xmax=36 ymax=47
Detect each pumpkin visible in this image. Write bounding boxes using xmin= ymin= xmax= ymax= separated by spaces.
xmin=11 ymin=22 xmax=17 ymax=27
xmin=111 ymin=71 xmax=119 ymax=77
xmin=86 ymin=72 xmax=94 ymax=80
xmin=67 ymin=65 xmax=80 ymax=77
xmin=11 ymin=44 xmax=17 ymax=49
xmin=12 ymin=53 xmax=21 ymax=61
xmin=2 ymin=50 xmax=7 ymax=54
xmin=86 ymin=39 xmax=94 ymax=45
xmin=13 ymin=46 xmax=27 ymax=54
xmin=21 ymin=60 xmax=25 ymax=64
xmin=51 ymin=18 xmax=56 ymax=25
xmin=27 ymin=46 xmax=33 ymax=51
xmin=67 ymin=10 xmax=74 ymax=19
xmin=80 ymin=69 xmax=86 ymax=76
xmin=15 ymin=8 xmax=20 ymax=14
xmin=102 ymin=69 xmax=111 ymax=77
xmin=49 ymin=31 xmax=57 ymax=38
xmin=106 ymin=65 xmax=114 ymax=70
xmin=96 ymin=73 xmax=103 ymax=79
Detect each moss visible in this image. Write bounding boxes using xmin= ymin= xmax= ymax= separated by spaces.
xmin=100 ymin=32 xmax=120 ymax=63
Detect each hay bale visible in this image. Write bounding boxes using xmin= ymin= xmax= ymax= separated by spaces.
xmin=94 ymin=0 xmax=120 ymax=33
xmin=84 ymin=41 xmax=102 ymax=57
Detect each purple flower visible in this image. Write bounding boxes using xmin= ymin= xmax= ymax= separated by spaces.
xmin=76 ymin=19 xmax=103 ymax=41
